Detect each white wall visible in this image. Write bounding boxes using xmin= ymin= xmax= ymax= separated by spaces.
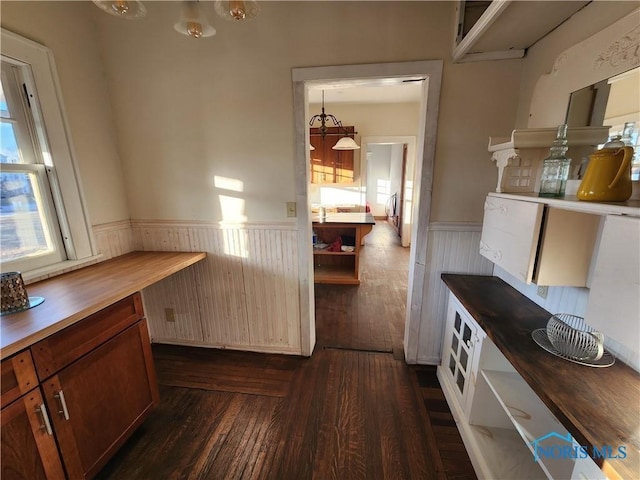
xmin=1 ymin=1 xmax=130 ymax=226
xmin=366 ymin=144 xmax=392 ymax=217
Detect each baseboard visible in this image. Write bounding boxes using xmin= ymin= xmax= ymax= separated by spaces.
xmin=151 ymin=338 xmax=303 ymax=356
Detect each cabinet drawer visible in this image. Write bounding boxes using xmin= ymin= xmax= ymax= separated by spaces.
xmin=1 ymin=350 xmax=39 ymax=409
xmin=480 ymin=197 xmax=543 ymax=284
xmin=32 ymin=293 xmax=144 ymax=380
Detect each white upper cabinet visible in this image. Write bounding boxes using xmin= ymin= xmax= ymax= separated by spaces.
xmin=480 ymin=196 xmax=543 ymax=284
xmin=585 ymin=215 xmax=640 ymax=359
xmin=480 ymin=195 xmax=602 ymax=286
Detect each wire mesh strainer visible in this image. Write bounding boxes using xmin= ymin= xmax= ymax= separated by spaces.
xmin=546 ymin=314 xmax=604 ymax=361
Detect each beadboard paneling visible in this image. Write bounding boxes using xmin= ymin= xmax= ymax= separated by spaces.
xmin=92 ymin=220 xmax=137 ymax=260
xmin=406 ymin=223 xmax=494 ymax=365
xmin=132 ymin=221 xmax=301 ymax=355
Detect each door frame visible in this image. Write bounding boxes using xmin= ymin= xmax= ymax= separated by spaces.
xmin=292 ymin=60 xmax=443 ymax=359
xmin=360 ymin=136 xmax=417 ymax=247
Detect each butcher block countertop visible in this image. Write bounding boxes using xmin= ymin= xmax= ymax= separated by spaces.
xmin=441 ymin=274 xmax=639 ymax=480
xmin=0 ymin=251 xmax=206 ymax=360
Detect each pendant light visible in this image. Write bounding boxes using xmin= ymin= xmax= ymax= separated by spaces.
xmin=308 ymin=91 xmax=360 ymax=151
xmin=214 ymin=0 xmax=260 ymax=21
xmin=174 ymin=1 xmax=216 ymax=39
xmin=91 ymin=0 xmax=146 ymax=19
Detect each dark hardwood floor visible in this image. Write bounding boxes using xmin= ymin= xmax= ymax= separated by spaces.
xmin=315 ymin=220 xmax=410 ymax=354
xmin=97 ymin=221 xmax=476 ymax=480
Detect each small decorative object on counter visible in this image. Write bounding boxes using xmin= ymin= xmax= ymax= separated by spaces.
xmin=577 ymin=136 xmax=634 ymax=202
xmin=0 ymin=271 xmax=45 ymax=315
xmin=539 ymin=124 xmax=571 ymax=197
xmin=1 ymin=271 xmax=29 ymax=313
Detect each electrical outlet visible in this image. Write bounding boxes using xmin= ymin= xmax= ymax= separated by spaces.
xmin=165 ymin=308 xmax=175 ymax=322
xmin=286 ymin=202 xmax=297 ymax=217
xmin=537 ymin=285 xmax=548 ymax=299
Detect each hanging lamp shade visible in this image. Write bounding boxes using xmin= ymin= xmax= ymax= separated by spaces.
xmin=333 ymin=137 xmax=360 ymax=150
xmin=214 ymin=0 xmax=260 ymax=21
xmin=174 ymin=1 xmax=216 ymax=38
xmin=92 ymin=0 xmax=146 ymax=19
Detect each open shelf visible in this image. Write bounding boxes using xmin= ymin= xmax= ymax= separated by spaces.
xmin=313 ymin=265 xmax=358 ymax=285
xmin=313 ymin=249 xmax=356 ymax=256
xmin=467 ymin=424 xmax=546 ymax=480
xmin=480 ymin=370 xmax=575 ymax=480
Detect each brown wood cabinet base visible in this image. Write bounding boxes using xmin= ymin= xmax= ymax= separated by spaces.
xmin=1 ymin=293 xmax=160 ymax=480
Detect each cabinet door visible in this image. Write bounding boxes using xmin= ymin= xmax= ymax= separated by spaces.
xmin=310 ymin=127 xmax=355 ymax=184
xmin=1 ymin=388 xmax=65 ymax=480
xmin=442 ymin=295 xmax=483 ymax=416
xmin=41 ymin=320 xmax=159 ymax=479
xmin=1 ymin=350 xmax=39 ymax=409
xmin=480 ymin=196 xmax=543 ymax=284
xmin=585 ymin=215 xmax=640 ymax=360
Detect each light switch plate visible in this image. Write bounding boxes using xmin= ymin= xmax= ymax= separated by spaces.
xmin=286 ymin=202 xmax=297 ymax=217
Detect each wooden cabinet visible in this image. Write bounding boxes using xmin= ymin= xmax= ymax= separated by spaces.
xmin=1 ymin=350 xmax=65 ymax=480
xmin=480 ymin=195 xmax=600 ymax=286
xmin=310 ymin=127 xmax=356 ymax=184
xmin=1 ymin=293 xmax=159 ymax=480
xmin=312 ymin=214 xmax=374 ymax=285
xmin=40 ymin=320 xmax=158 ymax=479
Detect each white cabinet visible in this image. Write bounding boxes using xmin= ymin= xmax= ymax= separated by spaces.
xmin=480 ymin=195 xmax=543 ymax=284
xmin=440 ymin=294 xmax=484 ymax=416
xmin=585 ymin=215 xmax=640 ymax=363
xmin=438 ymin=290 xmax=608 ymax=480
xmin=480 ymin=195 xmax=601 ymax=286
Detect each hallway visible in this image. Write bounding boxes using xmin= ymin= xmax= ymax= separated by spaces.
xmin=315 ymin=220 xmax=410 ymax=355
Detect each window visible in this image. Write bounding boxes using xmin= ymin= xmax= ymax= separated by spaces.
xmin=1 ymin=29 xmax=95 ymax=277
xmin=1 ymin=59 xmax=66 ymax=271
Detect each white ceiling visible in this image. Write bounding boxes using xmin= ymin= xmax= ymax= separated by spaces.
xmin=308 ymin=79 xmax=424 ymax=104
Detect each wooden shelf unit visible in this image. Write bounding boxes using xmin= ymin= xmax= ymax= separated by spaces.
xmin=312 ymin=214 xmax=374 ymax=285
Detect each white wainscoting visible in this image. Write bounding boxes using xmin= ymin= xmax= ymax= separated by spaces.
xmin=93 ymin=220 xmax=137 ymax=260
xmin=406 ymin=223 xmax=494 ymax=365
xmin=132 ymin=221 xmax=302 ymax=355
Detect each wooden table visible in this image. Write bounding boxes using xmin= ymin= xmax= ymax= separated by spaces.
xmin=312 ymin=213 xmax=375 ymax=285
xmin=441 ymin=274 xmax=639 ymax=480
xmin=0 ymin=251 xmax=206 ymax=360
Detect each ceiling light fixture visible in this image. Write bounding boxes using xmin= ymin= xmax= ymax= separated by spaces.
xmin=214 ymin=0 xmax=260 ymax=21
xmin=174 ymin=1 xmax=216 ymax=38
xmin=91 ymin=0 xmax=146 ymax=19
xmin=308 ymin=91 xmax=360 ymax=150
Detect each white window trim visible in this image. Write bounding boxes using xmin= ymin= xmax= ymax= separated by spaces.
xmin=2 ymin=28 xmax=97 ymax=278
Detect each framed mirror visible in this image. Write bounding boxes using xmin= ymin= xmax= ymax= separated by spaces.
xmin=567 ymin=67 xmax=640 ymax=180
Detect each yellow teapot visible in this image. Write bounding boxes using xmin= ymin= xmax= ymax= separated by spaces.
xmin=577 ymin=138 xmax=634 ymax=202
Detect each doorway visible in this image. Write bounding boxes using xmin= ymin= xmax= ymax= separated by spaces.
xmin=292 ymin=61 xmax=443 ymax=359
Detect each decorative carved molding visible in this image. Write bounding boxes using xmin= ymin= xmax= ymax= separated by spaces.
xmin=594 ymin=24 xmax=640 ymax=69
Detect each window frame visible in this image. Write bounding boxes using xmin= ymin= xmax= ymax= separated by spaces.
xmin=1 ymin=28 xmax=96 ymax=278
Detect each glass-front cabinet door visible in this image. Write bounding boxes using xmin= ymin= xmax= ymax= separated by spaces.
xmin=442 ymin=293 xmax=484 ymax=416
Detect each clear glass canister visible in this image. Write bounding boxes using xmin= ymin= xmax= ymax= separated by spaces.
xmin=539 ymin=124 xmax=571 ymax=198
